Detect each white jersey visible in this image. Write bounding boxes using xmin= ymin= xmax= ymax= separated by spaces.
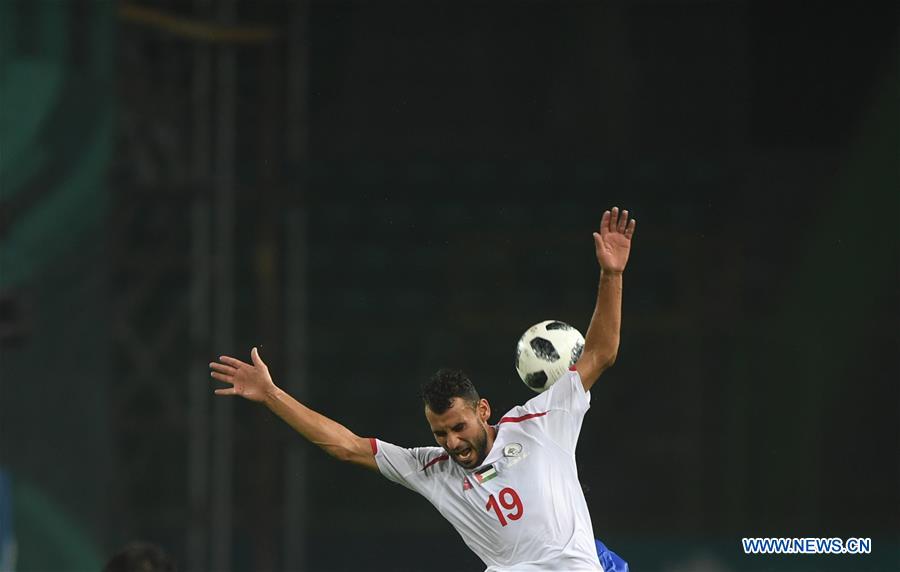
xmin=373 ymin=370 xmax=603 ymax=571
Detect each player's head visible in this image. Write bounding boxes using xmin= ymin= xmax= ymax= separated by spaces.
xmin=103 ymin=541 xmax=176 ymax=572
xmin=422 ymin=368 xmax=494 ymax=470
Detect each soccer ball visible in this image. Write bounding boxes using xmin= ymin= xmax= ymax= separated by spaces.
xmin=514 ymin=320 xmax=585 ymax=393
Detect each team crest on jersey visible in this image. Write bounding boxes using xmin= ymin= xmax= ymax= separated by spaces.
xmin=503 ymin=443 xmax=523 ymax=457
xmin=462 ymin=477 xmax=473 ymax=491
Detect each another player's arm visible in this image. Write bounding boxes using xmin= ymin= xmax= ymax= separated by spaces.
xmin=574 ymin=207 xmax=635 ymax=392
xmin=210 ymin=348 xmax=377 ymax=471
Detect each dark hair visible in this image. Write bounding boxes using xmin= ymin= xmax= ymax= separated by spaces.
xmin=103 ymin=542 xmax=176 ymax=572
xmin=422 ymin=368 xmax=479 ymax=414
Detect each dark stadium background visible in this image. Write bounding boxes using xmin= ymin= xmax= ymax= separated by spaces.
xmin=0 ymin=1 xmax=897 ymax=571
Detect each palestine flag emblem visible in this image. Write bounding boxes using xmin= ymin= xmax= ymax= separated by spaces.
xmin=473 ymin=464 xmax=497 ymax=485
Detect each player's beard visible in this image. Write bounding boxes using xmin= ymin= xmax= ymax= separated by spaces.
xmin=450 ymin=424 xmax=490 ymax=469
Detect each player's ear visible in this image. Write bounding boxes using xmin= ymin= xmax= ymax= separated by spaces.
xmin=478 ymin=398 xmax=491 ymax=422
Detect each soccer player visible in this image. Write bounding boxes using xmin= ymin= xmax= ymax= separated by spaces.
xmin=210 ymin=207 xmax=635 ymax=571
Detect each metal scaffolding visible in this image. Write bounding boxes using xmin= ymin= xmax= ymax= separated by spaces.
xmin=111 ymin=2 xmax=306 ymax=569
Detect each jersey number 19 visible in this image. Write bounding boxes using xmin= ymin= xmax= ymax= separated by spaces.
xmin=485 ymin=487 xmax=524 ymax=526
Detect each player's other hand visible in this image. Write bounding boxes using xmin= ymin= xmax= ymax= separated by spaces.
xmin=210 ymin=347 xmax=277 ymax=403
xmin=593 ymin=206 xmax=635 ymax=274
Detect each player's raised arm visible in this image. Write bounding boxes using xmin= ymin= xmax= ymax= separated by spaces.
xmin=210 ymin=347 xmax=377 ymax=471
xmin=574 ymin=206 xmax=635 ymax=392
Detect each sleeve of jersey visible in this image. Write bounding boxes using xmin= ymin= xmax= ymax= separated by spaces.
xmin=371 ymin=439 xmax=443 ymax=495
xmin=518 ymin=369 xmax=591 ymax=452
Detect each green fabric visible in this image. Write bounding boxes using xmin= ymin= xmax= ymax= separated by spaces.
xmin=0 ymin=1 xmax=113 ymax=289
xmin=0 ymin=4 xmax=114 ymax=570
xmin=12 ymin=479 xmax=103 ymax=572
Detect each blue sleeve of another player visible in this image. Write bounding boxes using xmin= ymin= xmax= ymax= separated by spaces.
xmin=595 ymin=539 xmax=629 ymax=572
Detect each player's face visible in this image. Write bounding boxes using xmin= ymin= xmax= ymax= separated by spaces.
xmin=426 ymin=398 xmax=493 ymax=470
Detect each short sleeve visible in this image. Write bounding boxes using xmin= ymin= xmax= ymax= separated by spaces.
xmin=372 ymin=440 xmax=446 ymax=495
xmin=513 ymin=369 xmax=591 ymax=452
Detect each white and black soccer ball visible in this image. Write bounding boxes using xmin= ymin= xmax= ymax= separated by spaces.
xmin=514 ymin=320 xmax=585 ymax=393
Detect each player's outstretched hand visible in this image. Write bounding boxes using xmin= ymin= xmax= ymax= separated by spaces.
xmin=210 ymin=347 xmax=277 ymax=403
xmin=593 ymin=206 xmax=635 ymax=274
